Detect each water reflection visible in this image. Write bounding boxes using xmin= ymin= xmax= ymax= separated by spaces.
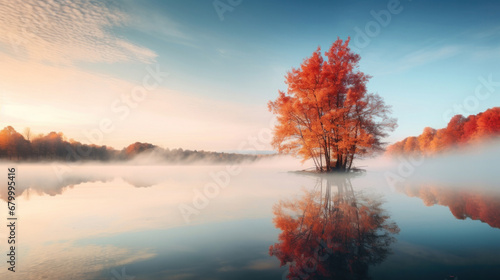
xmin=396 ymin=182 xmax=500 ymax=229
xmin=0 ymin=164 xmax=306 ymax=280
xmin=269 ymin=174 xmax=400 ymax=279
xmin=2 ymin=163 xmax=500 ymax=279
xmin=0 ymin=165 xmax=169 ymax=201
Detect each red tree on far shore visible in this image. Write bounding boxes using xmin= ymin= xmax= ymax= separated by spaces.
xmin=387 ymin=107 xmax=500 ymax=156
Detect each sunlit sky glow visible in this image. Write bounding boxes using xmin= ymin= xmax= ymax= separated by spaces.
xmin=1 ymin=0 xmax=499 ymax=151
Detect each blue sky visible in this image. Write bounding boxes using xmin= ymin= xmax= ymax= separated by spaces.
xmin=0 ymin=0 xmax=499 ymax=151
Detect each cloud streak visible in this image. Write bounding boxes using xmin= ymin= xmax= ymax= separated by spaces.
xmin=0 ymin=0 xmax=157 ymax=64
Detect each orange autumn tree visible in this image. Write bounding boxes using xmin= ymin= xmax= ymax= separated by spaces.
xmin=269 ymin=38 xmax=396 ymax=172
xmin=387 ymin=107 xmax=500 ymax=156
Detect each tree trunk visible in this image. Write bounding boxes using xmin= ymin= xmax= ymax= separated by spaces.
xmin=347 ymin=153 xmax=355 ymax=170
xmin=323 ymin=139 xmax=331 ymax=172
xmin=324 ymin=151 xmax=331 ymax=172
xmin=335 ymin=154 xmax=343 ymax=170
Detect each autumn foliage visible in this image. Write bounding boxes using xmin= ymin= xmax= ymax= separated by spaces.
xmin=269 ymin=38 xmax=396 ymax=172
xmin=387 ymin=107 xmax=500 ymax=156
xmin=0 ymin=126 xmax=262 ymax=163
xmin=397 ymin=183 xmax=500 ymax=230
xmin=269 ymin=175 xmax=399 ymax=279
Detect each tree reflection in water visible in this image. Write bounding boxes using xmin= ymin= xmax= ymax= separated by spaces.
xmin=269 ymin=174 xmax=399 ymax=279
xmin=396 ymin=182 xmax=500 ymax=230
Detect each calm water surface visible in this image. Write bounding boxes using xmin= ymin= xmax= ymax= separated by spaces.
xmin=1 ymin=163 xmax=499 ymax=279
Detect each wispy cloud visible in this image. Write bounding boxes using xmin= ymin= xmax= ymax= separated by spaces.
xmin=401 ymin=45 xmax=461 ymax=67
xmin=373 ymin=45 xmax=463 ymax=75
xmin=471 ymin=46 xmax=500 ymax=60
xmin=471 ymin=26 xmax=500 ymax=40
xmin=0 ymin=0 xmax=157 ymax=64
xmin=126 ymin=2 xmax=195 ymax=46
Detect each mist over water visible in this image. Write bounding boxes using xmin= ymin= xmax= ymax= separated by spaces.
xmin=0 ymin=146 xmax=499 ymax=279
xmin=360 ymin=140 xmax=500 ymax=186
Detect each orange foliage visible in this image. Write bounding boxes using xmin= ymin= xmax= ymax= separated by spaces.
xmin=387 ymin=107 xmax=500 ymax=156
xmin=269 ymin=38 xmax=396 ymax=172
xmin=269 ymin=175 xmax=399 ymax=279
xmin=0 ymin=126 xmax=31 ymax=159
xmin=123 ymin=142 xmax=156 ymax=158
xmin=397 ymin=183 xmax=500 ymax=229
xmin=0 ymin=126 xmax=263 ymax=163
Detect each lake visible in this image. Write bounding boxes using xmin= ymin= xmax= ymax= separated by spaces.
xmin=1 ymin=158 xmax=499 ymax=279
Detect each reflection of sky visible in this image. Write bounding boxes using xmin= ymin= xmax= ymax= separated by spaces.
xmin=0 ymin=164 xmax=499 ymax=279
xmin=0 ymin=164 xmax=305 ymax=279
xmin=363 ymin=172 xmax=500 ymax=279
xmin=76 ymin=219 xmax=286 ymax=280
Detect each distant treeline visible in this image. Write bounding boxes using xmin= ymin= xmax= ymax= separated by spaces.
xmin=387 ymin=107 xmax=500 ymax=156
xmin=0 ymin=126 xmax=267 ymax=163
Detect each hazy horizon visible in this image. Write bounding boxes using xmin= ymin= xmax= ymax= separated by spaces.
xmin=2 ymin=0 xmax=500 ymax=152
xmin=1 ymin=1 xmax=500 ymax=279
